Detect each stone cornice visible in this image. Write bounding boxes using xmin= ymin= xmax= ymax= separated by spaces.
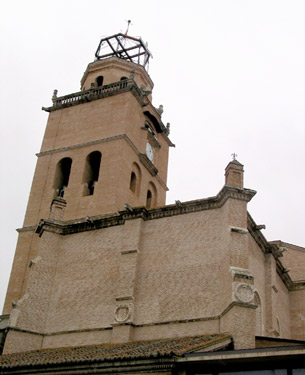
xmin=290 ymin=281 xmax=305 ymax=291
xmin=42 ymin=75 xmax=172 ymax=138
xmin=16 ymin=226 xmax=36 ymax=233
xmin=247 ymin=213 xmax=271 ymax=255
xmin=37 ymin=134 xmax=127 ymax=157
xmin=247 ymin=213 xmax=304 ymax=291
xmin=35 ymin=185 xmax=256 ymax=237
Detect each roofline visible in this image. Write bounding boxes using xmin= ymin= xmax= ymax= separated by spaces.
xmin=247 ymin=212 xmax=305 ymax=291
xmin=34 ymin=185 xmax=256 ymax=237
xmin=178 ymin=344 xmax=305 ymax=362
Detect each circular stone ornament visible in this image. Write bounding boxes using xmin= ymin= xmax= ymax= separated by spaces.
xmin=115 ymin=305 xmax=130 ymax=322
xmin=235 ymin=284 xmax=254 ymax=303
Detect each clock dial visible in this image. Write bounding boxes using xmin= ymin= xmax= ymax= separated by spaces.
xmin=146 ymin=142 xmax=154 ymax=162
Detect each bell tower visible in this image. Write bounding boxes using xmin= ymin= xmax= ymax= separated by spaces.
xmin=3 ymin=34 xmax=173 ymax=314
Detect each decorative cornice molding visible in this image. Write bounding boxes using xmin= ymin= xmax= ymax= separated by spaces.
xmin=16 ymin=226 xmax=36 ymax=233
xmin=248 ymin=212 xmax=304 ymax=291
xmin=247 ymin=213 xmax=272 ymax=255
xmin=35 ymin=185 xmax=256 ymax=237
xmin=290 ymin=281 xmax=305 ymax=291
xmin=37 ymin=134 xmax=126 ymax=157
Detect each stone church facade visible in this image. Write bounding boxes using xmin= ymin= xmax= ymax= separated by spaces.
xmin=1 ymin=34 xmax=305 ymax=373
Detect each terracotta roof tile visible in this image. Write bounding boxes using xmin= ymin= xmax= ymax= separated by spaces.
xmin=0 ymin=333 xmax=231 ymax=369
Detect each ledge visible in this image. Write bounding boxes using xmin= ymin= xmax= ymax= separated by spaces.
xmin=42 ymin=79 xmax=148 ymax=111
xmin=248 ymin=212 xmax=305 ymax=291
xmin=35 ymin=185 xmax=256 ymax=237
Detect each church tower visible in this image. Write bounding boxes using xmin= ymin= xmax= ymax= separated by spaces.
xmin=3 ymin=34 xmax=172 ymax=315
xmin=2 ymin=34 xmax=305 ymax=362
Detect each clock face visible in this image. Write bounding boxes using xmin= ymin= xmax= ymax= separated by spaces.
xmin=146 ymin=142 xmax=154 ymax=162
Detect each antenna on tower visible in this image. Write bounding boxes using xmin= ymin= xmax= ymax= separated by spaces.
xmin=125 ymin=20 xmax=132 ymax=35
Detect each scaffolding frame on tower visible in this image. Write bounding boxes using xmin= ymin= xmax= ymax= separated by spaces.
xmin=95 ymin=33 xmax=152 ymax=70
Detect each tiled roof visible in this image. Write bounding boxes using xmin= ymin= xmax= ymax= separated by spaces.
xmin=0 ymin=333 xmax=231 ymax=369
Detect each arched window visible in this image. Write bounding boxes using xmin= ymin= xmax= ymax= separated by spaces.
xmin=83 ymin=151 xmax=101 ymax=196
xmin=129 ymin=163 xmax=141 ymax=196
xmin=146 ymin=182 xmax=157 ymax=208
xmin=96 ymin=76 xmax=104 ymax=87
xmin=146 ymin=190 xmax=152 ymax=208
xmin=130 ymin=172 xmax=136 ymax=193
xmin=120 ymin=76 xmax=128 ymax=81
xmin=53 ymin=157 xmax=72 ymax=198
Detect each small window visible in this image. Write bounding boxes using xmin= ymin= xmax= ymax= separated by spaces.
xmin=146 ymin=182 xmax=157 ymax=208
xmin=120 ymin=77 xmax=128 ymax=89
xmin=129 ymin=163 xmax=141 ymax=196
xmin=130 ymin=172 xmax=136 ymax=193
xmin=146 ymin=190 xmax=152 ymax=208
xmin=83 ymin=151 xmax=101 ymax=196
xmin=53 ymin=158 xmax=72 ymax=198
xmin=96 ymin=76 xmax=104 ymax=87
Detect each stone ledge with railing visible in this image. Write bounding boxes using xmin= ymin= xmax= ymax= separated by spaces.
xmin=42 ymin=79 xmax=149 ymax=112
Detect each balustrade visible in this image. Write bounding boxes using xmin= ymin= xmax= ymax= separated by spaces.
xmin=52 ymin=79 xmax=135 ymax=108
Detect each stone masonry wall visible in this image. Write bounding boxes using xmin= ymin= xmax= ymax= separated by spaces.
xmin=4 ymin=202 xmax=241 ymax=353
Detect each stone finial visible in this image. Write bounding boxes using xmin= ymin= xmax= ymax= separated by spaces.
xmin=52 ymin=89 xmax=58 ymax=104
xmin=166 ymin=122 xmax=170 ymax=134
xmin=156 ymin=105 xmax=163 ymax=116
xmin=225 ymin=158 xmax=244 ymax=188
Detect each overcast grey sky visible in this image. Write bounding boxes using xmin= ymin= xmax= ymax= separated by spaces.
xmin=1 ymin=0 xmax=305 ymax=310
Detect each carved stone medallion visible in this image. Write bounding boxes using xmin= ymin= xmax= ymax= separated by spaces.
xmin=235 ymin=283 xmax=254 ymax=303
xmin=114 ymin=305 xmax=130 ymax=323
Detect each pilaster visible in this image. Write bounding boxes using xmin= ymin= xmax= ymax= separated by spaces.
xmin=265 ymin=253 xmax=279 ymax=336
xmin=111 ymin=218 xmax=143 ymax=343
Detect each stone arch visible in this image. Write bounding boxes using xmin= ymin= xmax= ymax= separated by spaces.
xmin=146 ymin=181 xmax=157 ymax=208
xmin=53 ymin=157 xmax=72 ymax=198
xmin=129 ymin=162 xmax=141 ymax=196
xmin=83 ymin=151 xmax=102 ymax=196
xmin=96 ymin=76 xmax=104 ymax=87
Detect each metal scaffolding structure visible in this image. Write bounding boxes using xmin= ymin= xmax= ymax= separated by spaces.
xmin=95 ymin=33 xmax=152 ymax=70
